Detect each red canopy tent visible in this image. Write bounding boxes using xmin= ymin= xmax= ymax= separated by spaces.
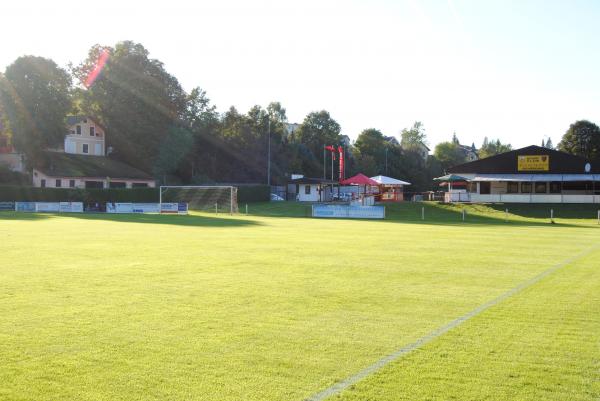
xmin=340 ymin=173 xmax=378 ymax=186
xmin=340 ymin=174 xmax=378 ymax=204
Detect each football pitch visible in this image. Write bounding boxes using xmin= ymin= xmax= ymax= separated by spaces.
xmin=1 ymin=203 xmax=599 ymax=401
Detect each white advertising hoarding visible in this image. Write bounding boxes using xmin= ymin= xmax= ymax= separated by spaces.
xmin=35 ymin=202 xmax=60 ymax=212
xmin=312 ymin=204 xmax=385 ymax=219
xmin=59 ymin=202 xmax=84 ymax=213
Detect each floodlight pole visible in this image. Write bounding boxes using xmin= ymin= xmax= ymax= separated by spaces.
xmin=267 ymin=118 xmax=271 ymax=186
xmin=385 ymin=147 xmax=388 ymax=175
xmin=323 ymin=145 xmax=326 ymax=179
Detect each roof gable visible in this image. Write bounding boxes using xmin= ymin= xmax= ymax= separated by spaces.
xmin=448 ymin=145 xmax=594 ymax=174
xmin=36 ymin=151 xmax=152 ymax=180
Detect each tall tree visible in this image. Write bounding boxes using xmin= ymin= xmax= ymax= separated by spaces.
xmin=451 ymin=132 xmax=459 ymax=144
xmin=0 ymin=56 xmax=71 ymax=164
xmin=294 ymin=110 xmax=341 ymax=177
xmin=354 ymin=128 xmax=387 ymax=176
xmin=71 ymin=41 xmax=187 ymax=173
xmin=545 ymin=137 xmax=554 ymax=149
xmin=479 ymin=137 xmax=512 ymax=159
xmin=558 ymin=120 xmax=600 ymax=160
xmin=434 ymin=141 xmax=466 ymax=171
xmin=400 ymin=121 xmax=427 ymax=151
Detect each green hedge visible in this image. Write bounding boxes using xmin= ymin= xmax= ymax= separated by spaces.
xmin=0 ymin=186 xmax=159 ymax=202
xmin=237 ymin=185 xmax=270 ymax=203
xmin=0 ymin=184 xmax=271 ymax=203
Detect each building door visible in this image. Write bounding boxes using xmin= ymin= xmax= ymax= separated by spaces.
xmin=94 ymin=143 xmax=102 ymax=155
xmin=480 ymin=182 xmax=491 ymax=194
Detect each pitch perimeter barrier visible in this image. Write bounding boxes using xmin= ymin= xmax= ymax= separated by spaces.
xmin=11 ymin=202 xmax=84 ymax=212
xmin=106 ymin=202 xmax=188 ymax=214
xmin=312 ymin=204 xmax=385 ymax=219
xmin=0 ymin=201 xmax=15 ymax=211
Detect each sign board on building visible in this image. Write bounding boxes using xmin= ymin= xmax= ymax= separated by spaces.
xmin=312 ymin=204 xmax=385 ymax=219
xmin=518 ymin=155 xmax=549 ymax=171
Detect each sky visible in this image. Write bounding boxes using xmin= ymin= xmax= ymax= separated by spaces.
xmin=2 ymin=0 xmax=600 ymax=149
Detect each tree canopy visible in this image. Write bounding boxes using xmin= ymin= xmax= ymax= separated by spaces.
xmin=434 ymin=141 xmax=466 ymax=171
xmin=0 ymin=42 xmax=449 ymax=191
xmin=0 ymin=56 xmax=71 ymax=165
xmin=479 ymin=137 xmax=512 ymax=159
xmin=558 ymin=120 xmax=600 ymax=160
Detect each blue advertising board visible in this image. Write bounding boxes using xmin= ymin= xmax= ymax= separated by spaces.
xmin=312 ymin=204 xmax=385 ymax=219
xmin=0 ymin=202 xmax=15 ymax=211
xmin=15 ymin=202 xmax=36 ymax=212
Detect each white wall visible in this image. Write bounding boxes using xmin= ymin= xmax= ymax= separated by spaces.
xmin=296 ymin=184 xmax=332 ymax=202
xmin=32 ymin=169 xmax=155 ymax=189
xmin=469 ymin=194 xmax=598 ymax=203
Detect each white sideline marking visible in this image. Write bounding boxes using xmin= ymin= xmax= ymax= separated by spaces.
xmin=305 ymin=244 xmax=600 ymax=401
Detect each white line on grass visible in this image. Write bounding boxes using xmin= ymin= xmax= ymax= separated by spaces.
xmin=305 ymin=244 xmax=600 ymax=401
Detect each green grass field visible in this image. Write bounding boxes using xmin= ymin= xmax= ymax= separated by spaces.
xmin=1 ymin=202 xmax=599 ymax=401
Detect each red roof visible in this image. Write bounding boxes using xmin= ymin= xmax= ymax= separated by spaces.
xmin=340 ymin=173 xmax=378 ymax=186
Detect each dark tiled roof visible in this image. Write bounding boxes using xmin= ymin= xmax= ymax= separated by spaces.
xmin=37 ymin=151 xmax=153 ymax=180
xmin=66 ymin=115 xmax=105 ymax=130
xmin=289 ymin=177 xmax=338 ymax=184
xmin=448 ymin=145 xmax=595 ymax=174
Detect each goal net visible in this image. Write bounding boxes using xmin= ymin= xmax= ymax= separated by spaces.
xmin=159 ymin=186 xmax=239 ymax=214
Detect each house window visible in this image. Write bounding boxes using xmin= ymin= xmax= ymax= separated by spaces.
xmin=40 ymin=179 xmax=46 ymax=188
xmin=76 ymin=125 xmax=81 ymax=135
xmin=69 ymin=179 xmax=75 ymax=188
xmin=305 ymin=185 xmax=311 ymax=195
xmin=535 ymin=182 xmax=547 ymax=194
xmin=507 ymin=182 xmax=519 ymax=193
xmin=521 ymin=182 xmax=532 ymax=193
xmin=55 ymin=179 xmax=62 ymax=188
xmin=90 ymin=126 xmax=95 ymax=136
xmin=82 ymin=144 xmax=89 ymax=154
xmin=132 ymin=183 xmax=148 ymax=188
xmin=109 ymin=182 xmax=126 ymax=188
xmin=549 ymin=182 xmax=561 ymax=193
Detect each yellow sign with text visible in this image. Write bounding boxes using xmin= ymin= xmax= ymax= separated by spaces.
xmin=518 ymin=155 xmax=549 ymax=171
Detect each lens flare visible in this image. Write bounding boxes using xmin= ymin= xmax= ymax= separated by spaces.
xmin=84 ymin=49 xmax=110 ymax=88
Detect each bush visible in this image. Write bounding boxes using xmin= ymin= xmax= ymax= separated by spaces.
xmin=0 ymin=186 xmax=159 ymax=202
xmin=0 ymin=166 xmax=30 ymax=185
xmin=237 ymin=185 xmax=270 ymax=203
xmin=0 ymin=184 xmax=271 ymax=203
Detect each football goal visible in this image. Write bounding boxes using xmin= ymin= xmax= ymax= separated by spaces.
xmin=159 ymin=186 xmax=238 ymax=214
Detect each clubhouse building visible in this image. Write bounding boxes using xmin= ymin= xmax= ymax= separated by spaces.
xmin=446 ymin=145 xmax=600 ymax=203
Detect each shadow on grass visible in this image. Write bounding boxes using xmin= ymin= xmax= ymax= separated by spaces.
xmin=0 ymin=212 xmax=262 ymax=228
xmin=242 ymin=201 xmax=600 ymax=229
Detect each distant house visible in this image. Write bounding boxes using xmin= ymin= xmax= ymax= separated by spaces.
xmin=0 ymin=150 xmax=24 ymax=173
xmin=457 ymin=143 xmax=478 ymax=162
xmin=32 ymin=115 xmax=155 ymax=189
xmin=0 ymin=127 xmax=24 ymax=173
xmin=284 ymin=123 xmax=300 ymax=138
xmin=414 ymin=141 xmax=430 ymax=161
xmin=63 ymin=116 xmax=106 ymax=156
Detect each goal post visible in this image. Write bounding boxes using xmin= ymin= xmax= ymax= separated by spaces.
xmin=159 ymin=186 xmax=238 ymax=214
